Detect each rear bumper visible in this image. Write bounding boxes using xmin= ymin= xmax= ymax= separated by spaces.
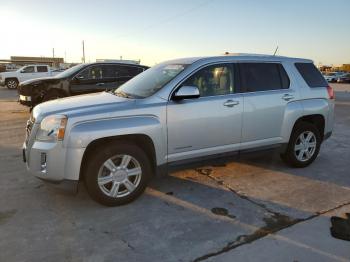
xmin=323 ymin=131 xmax=332 ymax=141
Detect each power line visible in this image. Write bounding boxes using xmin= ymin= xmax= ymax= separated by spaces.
xmin=115 ymin=0 xmax=212 ymax=39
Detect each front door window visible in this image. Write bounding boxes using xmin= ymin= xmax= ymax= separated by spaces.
xmin=183 ymin=64 xmax=235 ymax=97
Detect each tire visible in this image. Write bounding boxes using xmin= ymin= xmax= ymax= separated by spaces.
xmin=5 ymin=79 xmax=18 ymax=89
xmin=84 ymin=142 xmax=152 ymax=206
xmin=42 ymin=89 xmax=65 ymax=102
xmin=281 ymin=122 xmax=321 ymax=168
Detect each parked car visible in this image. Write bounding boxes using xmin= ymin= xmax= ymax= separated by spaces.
xmin=0 ymin=65 xmax=60 ymax=89
xmin=52 ymin=68 xmax=66 ymax=73
xmin=0 ymin=65 xmax=6 ymax=73
xmin=337 ymin=73 xmax=350 ymax=83
xmin=23 ymin=54 xmax=334 ymax=206
xmin=18 ymin=62 xmax=149 ymax=107
xmin=323 ymin=72 xmax=345 ymax=83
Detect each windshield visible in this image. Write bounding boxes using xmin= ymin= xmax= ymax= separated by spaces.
xmin=17 ymin=66 xmax=26 ymax=72
xmin=115 ymin=63 xmax=188 ymax=98
xmin=55 ymin=64 xmax=86 ymax=78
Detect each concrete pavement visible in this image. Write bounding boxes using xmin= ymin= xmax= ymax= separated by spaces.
xmin=0 ymin=84 xmax=349 ymax=262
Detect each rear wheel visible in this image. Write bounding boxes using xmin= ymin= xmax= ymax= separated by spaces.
xmin=84 ymin=142 xmax=152 ymax=206
xmin=6 ymin=79 xmax=18 ymax=89
xmin=281 ymin=122 xmax=321 ymax=168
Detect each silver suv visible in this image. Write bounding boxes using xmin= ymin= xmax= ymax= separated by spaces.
xmin=23 ymin=54 xmax=335 ymax=206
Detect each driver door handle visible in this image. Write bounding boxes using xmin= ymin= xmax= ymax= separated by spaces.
xmin=96 ymin=83 xmax=105 ymax=86
xmin=282 ymin=94 xmax=294 ymax=101
xmin=223 ymin=100 xmax=240 ymax=107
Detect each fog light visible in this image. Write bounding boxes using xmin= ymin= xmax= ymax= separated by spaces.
xmin=40 ymin=153 xmax=47 ymax=173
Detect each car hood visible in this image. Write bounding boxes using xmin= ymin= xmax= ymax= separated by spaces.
xmin=0 ymin=71 xmax=16 ymax=77
xmin=21 ymin=77 xmax=59 ymax=86
xmin=33 ymin=92 xmax=133 ymax=122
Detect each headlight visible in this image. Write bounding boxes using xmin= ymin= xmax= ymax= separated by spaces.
xmin=36 ymin=115 xmax=67 ymax=141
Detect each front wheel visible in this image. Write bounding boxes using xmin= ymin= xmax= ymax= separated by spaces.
xmin=6 ymin=79 xmax=18 ymax=89
xmin=84 ymin=142 xmax=152 ymax=206
xmin=281 ymin=122 xmax=321 ymax=168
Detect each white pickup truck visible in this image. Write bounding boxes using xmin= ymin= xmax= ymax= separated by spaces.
xmin=0 ymin=65 xmax=60 ymax=89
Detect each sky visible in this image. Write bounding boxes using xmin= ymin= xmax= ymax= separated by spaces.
xmin=0 ymin=0 xmax=349 ymax=66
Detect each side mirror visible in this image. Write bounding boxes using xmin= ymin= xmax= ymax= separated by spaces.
xmin=173 ymin=85 xmax=200 ymax=100
xmin=72 ymin=75 xmax=84 ymax=83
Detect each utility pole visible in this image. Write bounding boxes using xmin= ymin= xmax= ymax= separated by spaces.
xmin=82 ymin=40 xmax=86 ymax=63
xmin=52 ymin=48 xmax=55 ymax=58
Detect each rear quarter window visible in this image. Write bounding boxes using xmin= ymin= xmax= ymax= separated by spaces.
xmin=37 ymin=66 xmax=48 ymax=72
xmin=295 ymin=63 xmax=328 ymax=88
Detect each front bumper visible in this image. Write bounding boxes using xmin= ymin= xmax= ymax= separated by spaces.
xmin=23 ymin=140 xmax=85 ymax=183
xmin=19 ymin=94 xmax=33 ymax=106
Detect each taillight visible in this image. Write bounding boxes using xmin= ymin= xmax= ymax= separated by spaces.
xmin=327 ymin=85 xmax=335 ymax=100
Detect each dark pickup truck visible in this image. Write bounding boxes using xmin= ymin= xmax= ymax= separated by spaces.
xmin=18 ymin=62 xmax=149 ymax=107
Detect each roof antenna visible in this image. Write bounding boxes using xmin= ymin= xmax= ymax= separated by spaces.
xmin=273 ymin=46 xmax=279 ymax=56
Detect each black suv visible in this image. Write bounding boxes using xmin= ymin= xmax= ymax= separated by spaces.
xmin=18 ymin=62 xmax=149 ymax=107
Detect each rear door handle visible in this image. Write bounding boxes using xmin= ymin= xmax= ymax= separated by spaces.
xmin=96 ymin=83 xmax=105 ymax=86
xmin=223 ymin=100 xmax=240 ymax=107
xmin=282 ymin=94 xmax=294 ymax=101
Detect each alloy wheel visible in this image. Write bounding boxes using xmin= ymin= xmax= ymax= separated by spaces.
xmin=7 ymin=80 xmax=18 ymax=89
xmin=97 ymin=154 xmax=142 ymax=198
xmin=294 ymin=131 xmax=317 ymax=162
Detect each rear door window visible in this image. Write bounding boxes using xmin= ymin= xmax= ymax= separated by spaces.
xmin=239 ymin=63 xmax=289 ymax=92
xmin=126 ymin=66 xmax=145 ymax=76
xmin=109 ymin=65 xmax=144 ymax=78
xmin=295 ymin=63 xmax=328 ymax=87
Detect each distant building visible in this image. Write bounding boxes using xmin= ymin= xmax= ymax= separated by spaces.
xmin=319 ymin=64 xmax=350 ymax=73
xmin=340 ymin=64 xmax=350 ymax=72
xmin=319 ymin=65 xmax=332 ymax=72
xmin=10 ymin=56 xmax=64 ymax=68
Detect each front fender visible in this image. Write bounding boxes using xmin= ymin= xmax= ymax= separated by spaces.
xmin=66 ymin=115 xmax=167 ymax=165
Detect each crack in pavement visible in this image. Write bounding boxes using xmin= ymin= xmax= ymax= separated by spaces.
xmin=193 ymin=168 xmax=350 ymax=262
xmin=121 ymin=238 xmax=135 ymax=251
xmin=194 ymin=168 xmax=288 ymax=216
